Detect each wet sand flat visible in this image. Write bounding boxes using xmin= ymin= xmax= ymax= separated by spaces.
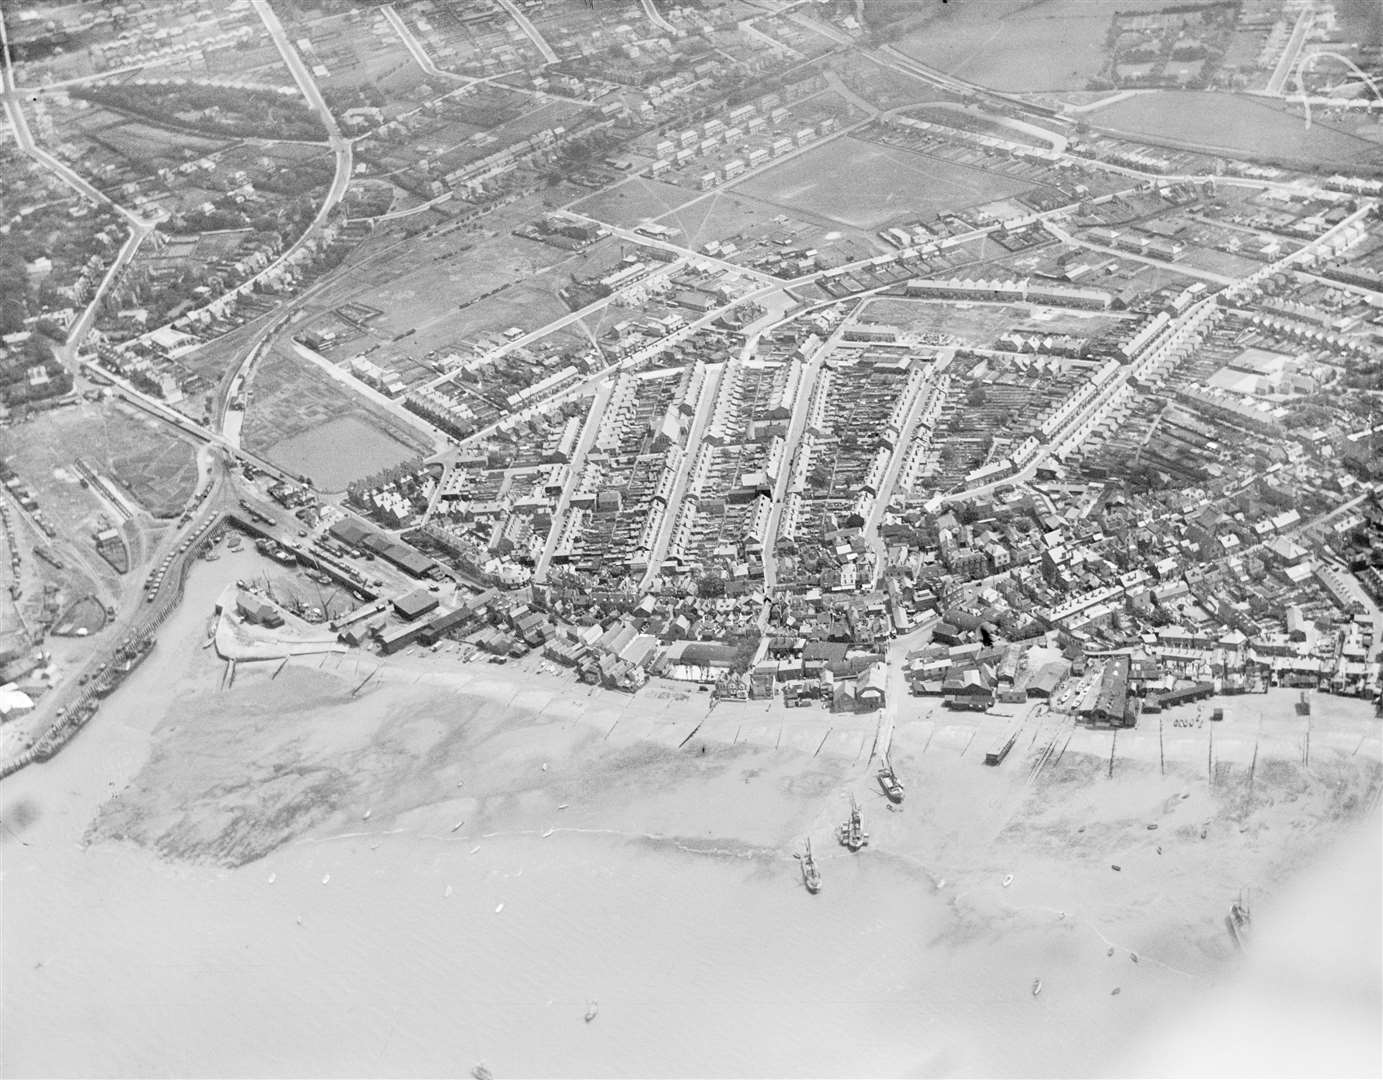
xmin=2 ymin=554 xmax=1379 ymax=1077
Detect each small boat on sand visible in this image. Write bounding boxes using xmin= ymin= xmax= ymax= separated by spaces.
xmin=451 ymin=819 xmax=465 ymax=833
xmin=1226 ymin=888 xmax=1252 ymax=949
xmin=1002 ymin=874 xmax=1014 ymax=888
xmin=362 ymin=808 xmax=372 ymax=821
xmin=1031 ymin=978 xmax=1042 ymax=997
xmin=472 ymin=1065 xmax=493 ymax=1080
xmin=800 ymin=838 xmax=822 ymax=894
xmin=585 ymin=1000 xmax=599 ymax=1023
xmin=876 ymin=752 xmax=904 ymax=804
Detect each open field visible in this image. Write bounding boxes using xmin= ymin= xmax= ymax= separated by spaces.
xmin=3 ymin=545 xmax=1378 ymax=1077
xmin=267 ymin=415 xmax=420 ymax=493
xmin=241 ymin=344 xmax=431 ymax=489
xmin=1094 ymin=91 xmax=1383 ymax=168
xmin=374 ymin=242 xmax=598 ymax=344
xmin=859 ymin=296 xmax=1127 ymax=340
xmin=305 ymin=203 xmax=599 ymax=355
xmin=834 ymin=52 xmax=956 ymax=112
xmin=0 ymin=401 xmax=198 ymax=521
xmin=567 ymin=175 xmax=698 ymax=231
xmin=733 ymin=137 xmax=1037 ymax=230
xmin=889 ymin=0 xmax=1128 ymax=93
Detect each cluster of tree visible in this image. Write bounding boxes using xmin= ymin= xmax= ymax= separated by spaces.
xmin=345 ymin=456 xmax=430 ymax=503
xmin=0 ymin=249 xmax=34 ymax=336
xmin=0 ymin=343 xmax=69 ymax=406
xmin=323 ymin=81 xmax=386 ymax=115
xmin=72 ymin=83 xmax=326 ymax=142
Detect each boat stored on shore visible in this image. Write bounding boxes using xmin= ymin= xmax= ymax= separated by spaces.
xmin=1226 ymin=889 xmax=1252 ymax=949
xmin=877 ymin=752 xmax=904 ymax=804
xmin=800 ymin=838 xmax=822 ymax=894
xmin=837 ymin=796 xmax=868 ymax=852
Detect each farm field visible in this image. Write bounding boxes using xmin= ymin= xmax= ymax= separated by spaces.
xmin=1093 ymin=92 xmax=1383 ymax=168
xmin=733 ymin=137 xmax=1036 ymax=230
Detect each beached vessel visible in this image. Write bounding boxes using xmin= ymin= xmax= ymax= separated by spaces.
xmin=1031 ymin=978 xmax=1042 ymax=997
xmin=876 ymin=753 xmax=904 ymax=804
xmin=585 ymin=1000 xmax=598 ymax=1023
xmin=800 ymin=838 xmax=822 ymax=894
xmin=1226 ymin=889 xmax=1252 ymax=949
xmin=837 ymin=795 xmax=868 ymax=852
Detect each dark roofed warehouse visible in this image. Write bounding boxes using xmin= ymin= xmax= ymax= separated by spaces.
xmin=393 ymin=589 xmax=440 ymax=621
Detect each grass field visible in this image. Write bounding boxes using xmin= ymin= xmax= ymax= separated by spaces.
xmin=733 ymin=137 xmax=1035 ymax=230
xmin=663 ymin=189 xmax=799 ymax=248
xmin=569 ymin=176 xmax=698 ymax=230
xmin=890 ymin=0 xmax=1127 ymax=93
xmin=859 ymin=297 xmax=1126 ymax=341
xmin=242 ymin=345 xmax=431 ymax=489
xmin=266 ymin=416 xmax=418 ymax=493
xmin=320 ymin=197 xmax=591 ymax=354
xmin=1093 ymin=92 xmax=1383 ymax=168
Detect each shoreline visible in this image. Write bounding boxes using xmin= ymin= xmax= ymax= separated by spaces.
xmin=2 ymin=552 xmax=1380 ymax=1077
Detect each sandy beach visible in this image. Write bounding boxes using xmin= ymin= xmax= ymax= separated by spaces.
xmin=2 ymin=551 xmax=1380 ymax=1078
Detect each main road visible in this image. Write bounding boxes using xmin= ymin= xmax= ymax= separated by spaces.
xmin=495 ymin=0 xmax=558 ymax=64
xmin=638 ymin=363 xmax=725 ymax=590
xmin=640 ymin=0 xmax=676 ymax=35
xmin=381 ymin=5 xmax=470 ymax=82
xmin=56 ymin=222 xmax=157 ymax=362
xmin=0 ymin=6 xmax=154 ymax=229
xmin=125 ymin=0 xmax=356 ymax=352
xmin=1266 ymin=7 xmax=1314 ymax=97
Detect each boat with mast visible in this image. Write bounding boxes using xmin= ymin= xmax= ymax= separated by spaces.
xmin=1226 ymin=888 xmax=1252 ymax=949
xmin=837 ymin=795 xmax=868 ymax=852
xmin=800 ymin=838 xmax=822 ymax=893
xmin=877 ymin=751 xmax=904 ymax=804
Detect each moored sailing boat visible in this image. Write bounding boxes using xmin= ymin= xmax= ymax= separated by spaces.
xmin=1226 ymin=888 xmax=1252 ymax=949
xmin=877 ymin=752 xmax=904 ymax=804
xmin=801 ymin=838 xmax=822 ymax=894
xmin=837 ymin=795 xmax=868 ymax=852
